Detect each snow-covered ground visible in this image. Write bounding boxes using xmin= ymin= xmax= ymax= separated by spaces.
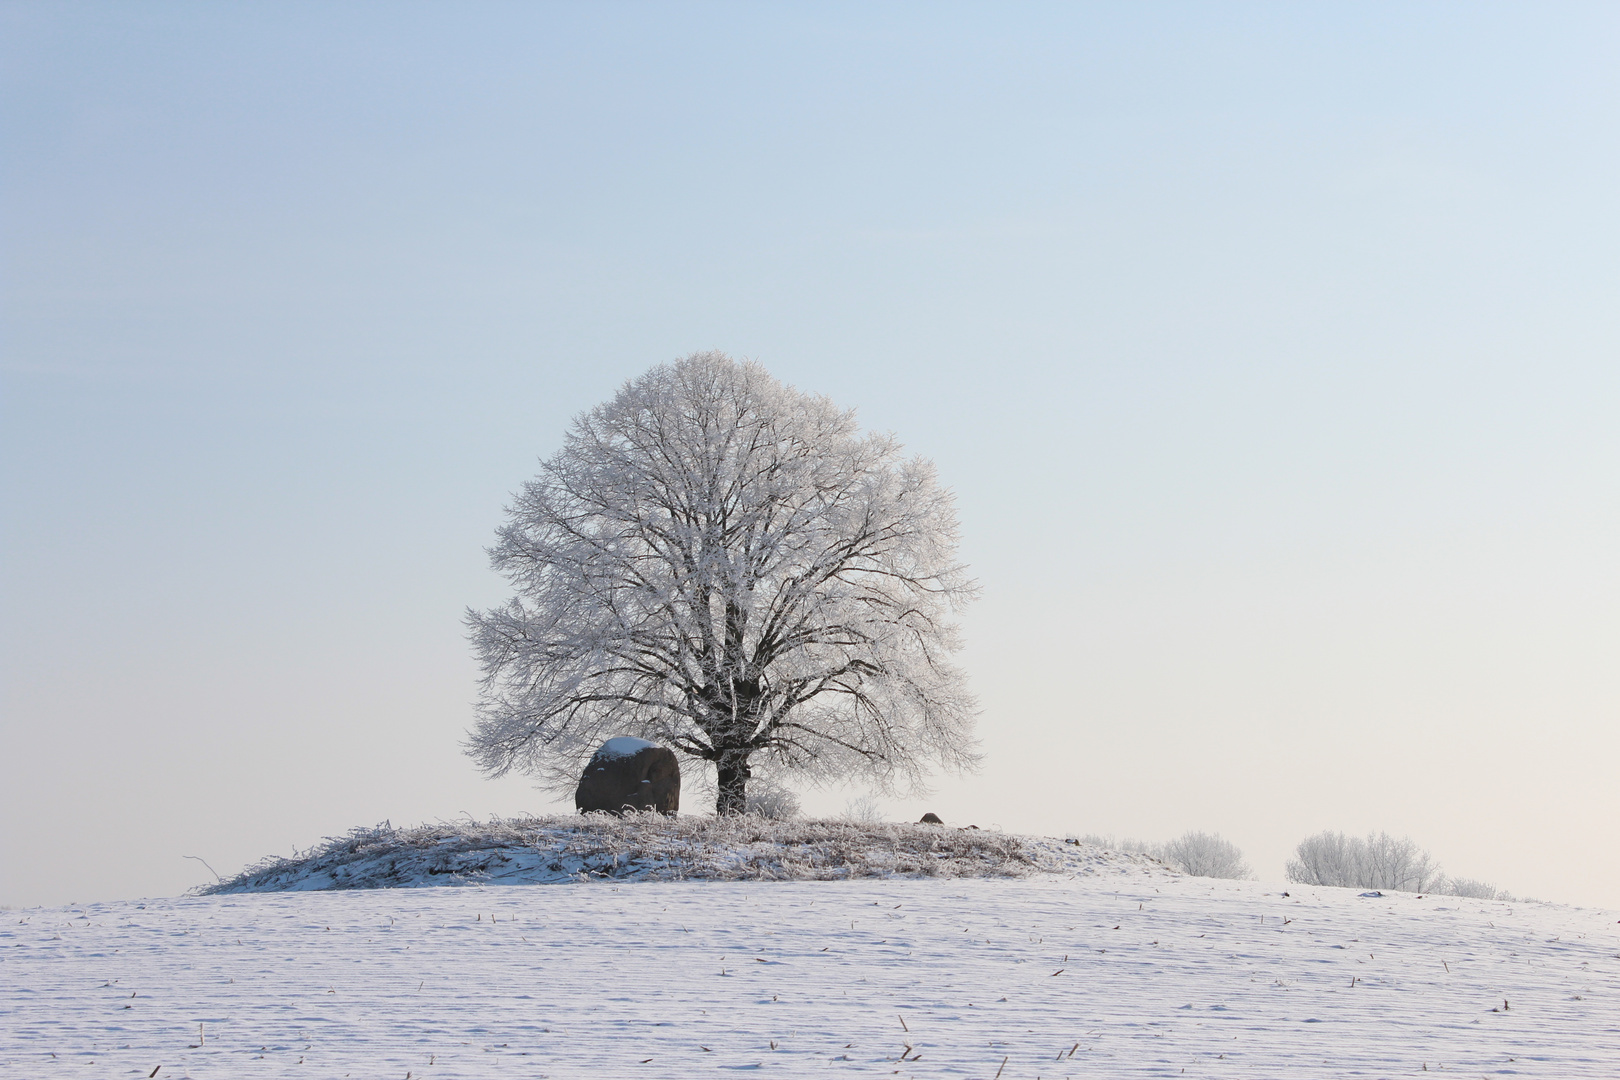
xmin=5 ymin=869 xmax=1616 ymax=1078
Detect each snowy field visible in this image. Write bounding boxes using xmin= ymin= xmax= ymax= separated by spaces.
xmin=5 ymin=870 xmax=1617 ymax=1078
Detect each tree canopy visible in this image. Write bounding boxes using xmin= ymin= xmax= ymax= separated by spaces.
xmin=466 ymin=352 xmax=979 ymax=813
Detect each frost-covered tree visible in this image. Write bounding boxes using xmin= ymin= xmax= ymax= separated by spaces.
xmin=466 ymin=352 xmax=980 ymax=814
xmin=1285 ymin=830 xmax=1443 ymax=892
xmin=1157 ymin=831 xmax=1251 ymax=879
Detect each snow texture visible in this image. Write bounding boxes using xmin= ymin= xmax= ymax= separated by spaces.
xmin=4 ymin=874 xmax=1615 ymax=1077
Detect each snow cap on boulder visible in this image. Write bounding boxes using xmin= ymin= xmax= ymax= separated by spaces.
xmin=594 ymin=736 xmax=660 ymax=760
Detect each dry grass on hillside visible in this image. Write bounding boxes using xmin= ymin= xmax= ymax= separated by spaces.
xmin=204 ymin=814 xmax=1164 ymax=893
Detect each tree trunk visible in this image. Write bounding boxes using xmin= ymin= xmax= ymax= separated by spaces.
xmin=715 ymin=753 xmax=751 ymax=815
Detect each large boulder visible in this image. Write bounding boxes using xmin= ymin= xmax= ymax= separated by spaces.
xmin=574 ymin=737 xmax=681 ymax=815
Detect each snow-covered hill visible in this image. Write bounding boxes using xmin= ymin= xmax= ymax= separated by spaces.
xmin=5 ymin=864 xmax=1616 ymax=1077
xmin=201 ymin=816 xmax=1165 ymax=892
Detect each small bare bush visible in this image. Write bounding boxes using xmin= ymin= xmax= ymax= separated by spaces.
xmin=744 ymin=779 xmax=801 ymax=820
xmin=840 ymin=795 xmax=885 ymax=823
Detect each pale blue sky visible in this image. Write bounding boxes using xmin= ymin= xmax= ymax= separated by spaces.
xmin=4 ymin=2 xmax=1618 ymax=908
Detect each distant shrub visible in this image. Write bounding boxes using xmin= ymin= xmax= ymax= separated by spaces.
xmin=1285 ymin=830 xmax=1519 ymax=898
xmin=1073 ymin=831 xmax=1250 ymax=879
xmin=1157 ymin=831 xmax=1251 ymax=879
xmin=1072 ymin=834 xmax=1157 ymax=856
xmin=744 ymin=779 xmax=801 ymax=820
xmin=1438 ymin=876 xmax=1515 ymax=901
xmin=840 ymin=795 xmax=885 ymax=823
xmin=1286 ymin=831 xmax=1443 ymax=892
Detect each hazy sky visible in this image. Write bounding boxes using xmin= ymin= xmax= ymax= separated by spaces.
xmin=4 ymin=2 xmax=1618 ymax=910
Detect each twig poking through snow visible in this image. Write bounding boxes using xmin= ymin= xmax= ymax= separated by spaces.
xmin=182 ymin=855 xmax=221 ymax=883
